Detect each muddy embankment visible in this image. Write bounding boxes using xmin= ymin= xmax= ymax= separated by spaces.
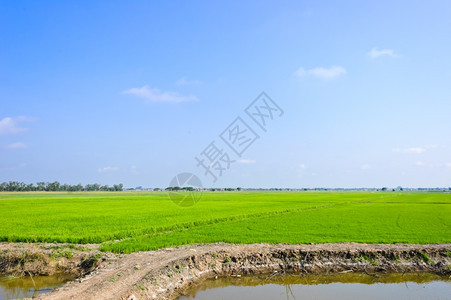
xmin=0 ymin=243 xmax=105 ymax=278
xmin=119 ymin=243 xmax=451 ymax=300
xmin=1 ymin=243 xmax=450 ymax=300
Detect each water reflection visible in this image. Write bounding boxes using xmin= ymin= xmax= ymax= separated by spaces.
xmin=0 ymin=274 xmax=74 ymax=300
xmin=179 ymin=273 xmax=451 ymax=300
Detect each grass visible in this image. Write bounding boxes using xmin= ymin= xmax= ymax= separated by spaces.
xmin=0 ymin=191 xmax=450 ymax=253
xmin=420 ymin=252 xmax=432 ymax=264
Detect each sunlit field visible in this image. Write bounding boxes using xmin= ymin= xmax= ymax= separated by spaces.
xmin=1 ymin=191 xmax=449 ymax=253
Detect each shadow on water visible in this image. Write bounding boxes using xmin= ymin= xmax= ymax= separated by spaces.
xmin=179 ymin=273 xmax=451 ymax=300
xmin=0 ymin=274 xmax=74 ymax=300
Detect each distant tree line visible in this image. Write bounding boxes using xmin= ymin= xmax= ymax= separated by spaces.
xmin=165 ymin=186 xmax=196 ymax=191
xmin=165 ymin=187 xmax=242 ymax=191
xmin=0 ymin=181 xmax=123 ymax=192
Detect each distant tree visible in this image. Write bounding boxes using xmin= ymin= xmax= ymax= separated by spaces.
xmin=381 ymin=187 xmax=388 ymax=191
xmin=36 ymin=182 xmax=46 ymax=191
xmin=113 ymin=184 xmax=123 ymax=191
xmin=85 ymin=184 xmax=100 ymax=191
xmin=46 ymin=181 xmax=60 ymax=191
xmin=165 ymin=186 xmax=181 ymax=191
xmin=26 ymin=183 xmax=35 ymax=191
xmin=7 ymin=181 xmax=21 ymax=191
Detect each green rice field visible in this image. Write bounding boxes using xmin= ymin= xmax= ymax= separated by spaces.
xmin=0 ymin=191 xmax=450 ymax=253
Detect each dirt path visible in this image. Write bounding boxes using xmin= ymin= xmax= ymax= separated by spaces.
xmin=31 ymin=243 xmax=450 ymax=300
xmin=36 ymin=244 xmax=227 ymax=300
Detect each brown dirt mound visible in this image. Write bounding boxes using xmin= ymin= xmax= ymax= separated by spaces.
xmin=0 ymin=243 xmax=105 ymax=277
xmin=27 ymin=243 xmax=451 ymax=300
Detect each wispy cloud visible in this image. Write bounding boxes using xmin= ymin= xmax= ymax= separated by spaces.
xmin=413 ymin=162 xmax=451 ymax=168
xmin=367 ymin=48 xmax=399 ymax=59
xmin=393 ymin=147 xmax=426 ymax=154
xmin=98 ymin=166 xmax=119 ymax=173
xmin=237 ymin=159 xmax=256 ymax=164
xmin=296 ymin=164 xmax=307 ymax=177
xmin=123 ymin=85 xmax=198 ymax=103
xmin=3 ymin=142 xmax=27 ymax=149
xmin=176 ymin=77 xmax=201 ymax=86
xmin=0 ymin=163 xmax=26 ymax=172
xmin=361 ymin=164 xmax=371 ymax=170
xmin=130 ymin=165 xmax=138 ymax=173
xmin=0 ymin=116 xmax=33 ymax=135
xmin=295 ymin=66 xmax=347 ymax=79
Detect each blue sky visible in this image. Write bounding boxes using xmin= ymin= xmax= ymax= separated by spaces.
xmin=1 ymin=0 xmax=450 ymax=188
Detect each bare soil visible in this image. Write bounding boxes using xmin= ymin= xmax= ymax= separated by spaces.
xmin=1 ymin=242 xmax=450 ymax=300
xmin=0 ymin=242 xmax=104 ymax=277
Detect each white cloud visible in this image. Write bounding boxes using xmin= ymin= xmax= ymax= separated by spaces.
xmin=123 ymin=85 xmax=198 ymax=103
xmin=393 ymin=147 xmax=426 ymax=154
xmin=0 ymin=163 xmax=26 ymax=172
xmin=295 ymin=66 xmax=346 ymax=79
xmin=176 ymin=77 xmax=201 ymax=86
xmin=413 ymin=162 xmax=451 ymax=168
xmin=361 ymin=164 xmax=371 ymax=170
xmin=98 ymin=166 xmax=119 ymax=173
xmin=0 ymin=116 xmax=33 ymax=135
xmin=3 ymin=142 xmax=27 ymax=149
xmin=296 ymin=164 xmax=307 ymax=177
xmin=237 ymin=159 xmax=256 ymax=164
xmin=367 ymin=48 xmax=399 ymax=59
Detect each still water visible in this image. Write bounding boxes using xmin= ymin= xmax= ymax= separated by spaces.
xmin=0 ymin=274 xmax=73 ymax=300
xmin=179 ymin=273 xmax=451 ymax=300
